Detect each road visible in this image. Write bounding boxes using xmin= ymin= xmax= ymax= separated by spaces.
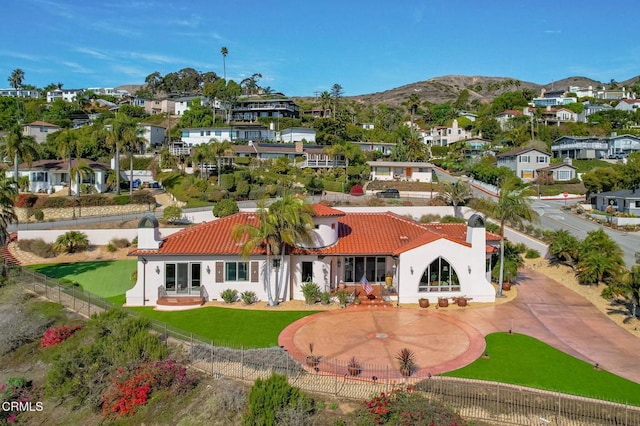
xmin=434 ymin=168 xmax=640 ymax=267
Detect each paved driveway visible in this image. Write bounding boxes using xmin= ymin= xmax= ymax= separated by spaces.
xmin=279 ymin=269 xmax=640 ymax=383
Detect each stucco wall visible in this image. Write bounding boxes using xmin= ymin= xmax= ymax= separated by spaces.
xmin=16 ymin=203 xmax=155 ymax=222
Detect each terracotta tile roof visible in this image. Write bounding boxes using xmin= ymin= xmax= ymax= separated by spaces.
xmin=25 ymin=120 xmax=60 ymax=128
xmin=131 ymin=210 xmax=498 ymax=257
xmin=312 ymin=204 xmax=345 ymax=217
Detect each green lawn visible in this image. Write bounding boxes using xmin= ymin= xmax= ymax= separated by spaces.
xmin=445 ymin=332 xmax=640 ymax=405
xmin=28 ymin=260 xmax=137 ymax=298
xmin=128 ymin=306 xmax=317 ymax=348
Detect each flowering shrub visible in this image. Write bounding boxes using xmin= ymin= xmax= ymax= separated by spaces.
xmin=14 ymin=194 xmax=39 ymax=208
xmin=0 ymin=377 xmax=39 ymax=424
xmin=102 ymin=359 xmax=199 ymax=418
xmin=40 ymin=324 xmax=83 ymax=348
xmin=356 ymin=386 xmax=467 ymax=425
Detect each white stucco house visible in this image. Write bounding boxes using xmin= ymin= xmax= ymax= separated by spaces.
xmin=7 ymin=158 xmax=110 ymax=194
xmin=126 ymin=206 xmax=499 ymax=309
xmin=367 ymin=161 xmax=434 ymax=182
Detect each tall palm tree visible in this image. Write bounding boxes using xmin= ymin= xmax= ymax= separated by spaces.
xmin=211 ymin=140 xmax=232 ymax=186
xmin=576 ymin=228 xmax=624 ymax=286
xmin=232 ymin=195 xmax=315 ymax=306
xmin=8 ymin=69 xmax=24 ymax=94
xmin=0 ymin=125 xmax=39 ymax=186
xmin=106 ymin=116 xmax=138 ymax=195
xmin=0 ymin=173 xmax=17 ymax=247
xmin=70 ymin=159 xmax=93 ymax=215
xmin=477 ymin=176 xmax=536 ymax=297
xmin=220 ymin=47 xmax=228 ymax=80
xmin=319 ymin=91 xmax=331 ymax=117
xmin=438 ymin=180 xmax=472 ymax=218
xmin=54 ymin=129 xmax=77 ymax=195
xmin=548 ymin=229 xmax=579 ymax=267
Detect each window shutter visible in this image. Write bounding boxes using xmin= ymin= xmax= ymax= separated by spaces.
xmin=215 ymin=262 xmax=224 ymax=283
xmin=251 ymin=262 xmax=259 ymax=283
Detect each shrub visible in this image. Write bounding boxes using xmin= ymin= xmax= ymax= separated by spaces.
xmin=419 ymin=214 xmax=442 ymax=223
xmin=33 ymin=208 xmax=44 ymax=221
xmin=101 ymin=359 xmax=198 ymax=419
xmin=113 ymin=195 xmax=131 ymax=205
xmin=131 ymin=190 xmax=156 ymax=205
xmin=336 ymin=289 xmax=350 ymax=307
xmin=212 ymin=198 xmax=239 ymax=217
xmin=163 ymin=205 xmax=183 ymax=223
xmin=40 ymin=197 xmax=72 ymax=208
xmin=300 ymin=282 xmax=320 ymax=305
xmin=221 ymin=289 xmax=238 ymax=304
xmin=240 ymin=291 xmax=258 ymax=305
xmin=110 ymin=238 xmax=131 ymax=249
xmin=440 ymin=215 xmax=466 ymax=223
xmin=525 ymin=248 xmax=540 ymax=259
xmin=15 ymin=193 xmax=39 ymax=208
xmin=243 ymin=373 xmax=314 ymax=426
xmin=53 ymin=231 xmax=89 ymax=253
xmin=319 ymin=292 xmax=331 ymax=305
xmin=40 ymin=324 xmax=82 ymax=348
xmin=1 ymin=377 xmax=39 ymax=424
xmin=106 ymin=243 xmax=117 ymax=252
xmin=17 ymin=238 xmax=56 ymax=258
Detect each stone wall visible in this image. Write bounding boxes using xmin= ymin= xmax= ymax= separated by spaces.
xmin=16 ymin=203 xmax=155 ymax=222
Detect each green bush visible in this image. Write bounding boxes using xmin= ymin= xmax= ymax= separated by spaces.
xmin=163 ymin=205 xmax=183 ymax=223
xmin=221 ymin=289 xmax=238 ymax=304
xmin=300 ymin=282 xmax=320 ymax=305
xmin=131 ymin=190 xmax=156 ymax=205
xmin=53 ymin=231 xmax=89 ymax=254
xmin=220 ymin=174 xmax=235 ymax=191
xmin=319 ymin=292 xmax=331 ymax=305
xmin=240 ymin=291 xmax=258 ymax=305
xmin=106 ymin=243 xmax=117 ymax=252
xmin=212 ymin=198 xmax=239 ymax=217
xmin=113 ymin=195 xmax=131 ymax=205
xmin=40 ymin=197 xmax=71 ymax=208
xmin=79 ymin=194 xmax=116 ymax=207
xmin=525 ymin=248 xmax=540 ymax=259
xmin=243 ymin=373 xmax=314 ymax=426
xmin=336 ymin=289 xmax=350 ymax=307
xmin=33 ymin=208 xmax=44 ymax=221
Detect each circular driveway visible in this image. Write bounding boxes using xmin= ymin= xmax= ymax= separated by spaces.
xmin=278 ymin=308 xmax=485 ymax=378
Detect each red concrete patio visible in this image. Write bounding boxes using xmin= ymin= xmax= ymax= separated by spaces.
xmin=279 ymin=269 xmax=640 ymax=383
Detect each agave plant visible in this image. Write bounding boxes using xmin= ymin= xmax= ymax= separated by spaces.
xmin=395 ymin=348 xmax=416 ymax=377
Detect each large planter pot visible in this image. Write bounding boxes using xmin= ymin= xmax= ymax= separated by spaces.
xmin=456 ymin=298 xmax=468 ymax=307
xmin=438 ymin=298 xmax=449 ymax=308
xmin=348 ymin=367 xmax=362 ymax=376
xmin=502 ymin=282 xmax=512 ymax=291
xmin=385 ymin=276 xmax=393 ymax=287
xmin=306 ymin=356 xmax=320 ymax=367
xmin=400 ymin=367 xmax=412 ymax=377
xmin=419 ymin=299 xmax=430 ymax=308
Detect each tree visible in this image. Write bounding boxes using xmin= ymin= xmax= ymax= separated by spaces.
xmin=211 ymin=140 xmax=233 ymax=186
xmin=106 ymin=116 xmax=139 ymax=195
xmin=220 ymin=47 xmax=228 ymax=80
xmin=330 ymin=84 xmax=343 ymax=119
xmin=437 ymin=180 xmax=472 ymax=218
xmin=0 ymin=174 xmax=17 ymax=247
xmin=476 ymin=176 xmax=536 ymax=297
xmin=54 ymin=231 xmax=89 ymax=254
xmin=212 ymin=198 xmax=239 ymax=217
xmin=0 ymin=125 xmax=39 ymax=185
xmin=70 ymin=159 xmax=93 ymax=195
xmin=163 ymin=205 xmax=183 ymax=223
xmin=547 ymin=229 xmax=579 ymax=267
xmin=232 ymin=195 xmax=314 ymax=306
xmin=144 ymin=72 xmax=163 ymax=98
xmin=8 ymin=69 xmax=25 ymax=94
xmin=53 ymin=129 xmax=78 ymax=195
xmin=576 ymin=228 xmax=624 ymax=286
xmin=406 ymin=93 xmax=420 ymax=126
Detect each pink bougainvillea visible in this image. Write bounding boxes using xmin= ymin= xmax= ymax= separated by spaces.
xmin=40 ymin=325 xmax=83 ymax=348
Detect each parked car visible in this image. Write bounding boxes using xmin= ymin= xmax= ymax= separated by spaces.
xmin=376 ymin=188 xmax=400 ymax=198
xmin=609 ymin=153 xmax=628 ymax=159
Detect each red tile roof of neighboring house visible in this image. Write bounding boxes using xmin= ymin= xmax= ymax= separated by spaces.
xmin=130 ymin=209 xmax=497 ymax=257
xmin=312 ymin=204 xmax=345 ymax=217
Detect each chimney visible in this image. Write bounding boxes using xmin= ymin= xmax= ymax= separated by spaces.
xmin=295 ymin=141 xmax=303 ymax=153
xmin=563 ymin=157 xmax=572 ymax=166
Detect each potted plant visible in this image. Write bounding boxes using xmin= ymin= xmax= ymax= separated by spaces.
xmin=385 ymin=272 xmax=393 ymax=288
xmin=395 ymin=348 xmax=416 ymax=377
xmin=437 ymin=297 xmax=449 ymax=307
xmin=306 ymin=343 xmax=321 ymax=367
xmin=336 ymin=289 xmax=349 ymax=308
xmin=347 ymin=356 xmax=362 ymax=376
xmin=453 ymin=296 xmax=469 ymax=307
xmin=353 ymin=297 xmax=362 ymax=305
xmin=419 ymin=298 xmax=430 ymax=308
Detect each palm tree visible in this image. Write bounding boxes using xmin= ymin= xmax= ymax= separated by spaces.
xmin=576 ymin=228 xmax=624 ymax=286
xmin=8 ymin=69 xmax=24 ymax=94
xmin=406 ymin=93 xmax=420 ymax=126
xmin=0 ymin=125 xmax=39 ymax=186
xmin=54 ymin=129 xmax=77 ymax=195
xmin=211 ymin=140 xmax=232 ymax=187
xmin=319 ymin=91 xmax=331 ymax=117
xmin=106 ymin=116 xmax=138 ymax=195
xmin=548 ymin=229 xmax=579 ymax=267
xmin=437 ymin=180 xmax=472 ymax=218
xmin=220 ymin=47 xmax=228 ymax=80
xmin=54 ymin=231 xmax=89 ymax=254
xmin=70 ymin=159 xmax=93 ymax=196
xmin=232 ymin=195 xmax=314 ymax=306
xmin=0 ymin=173 xmax=17 ymax=247
xmin=477 ymin=176 xmax=536 ymax=297
xmin=615 ymin=265 xmax=640 ymax=318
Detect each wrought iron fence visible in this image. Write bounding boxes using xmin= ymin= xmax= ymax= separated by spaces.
xmin=11 ymin=264 xmax=640 ymax=425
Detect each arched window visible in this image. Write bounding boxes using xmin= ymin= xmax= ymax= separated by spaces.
xmin=418 ymin=257 xmax=460 ymax=293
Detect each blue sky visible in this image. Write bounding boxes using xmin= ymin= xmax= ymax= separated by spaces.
xmin=1 ymin=0 xmax=638 ymax=97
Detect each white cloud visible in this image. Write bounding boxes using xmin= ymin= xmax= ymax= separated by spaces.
xmin=74 ymin=47 xmax=111 ymax=60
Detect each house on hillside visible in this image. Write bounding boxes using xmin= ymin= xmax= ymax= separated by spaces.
xmin=551 ymin=134 xmax=640 ymax=159
xmin=22 ymin=121 xmax=61 ymax=143
xmin=590 ymin=189 xmax=640 ymax=216
xmin=7 ymin=158 xmax=110 ymax=194
xmin=615 ymin=99 xmax=640 ymax=112
xmin=495 ymin=110 xmax=523 ymax=131
xmin=535 ymin=158 xmax=577 ymax=182
xmin=495 ymin=147 xmax=550 ymax=181
xmin=140 ymin=123 xmax=166 ymax=150
xmin=180 ymin=125 xmax=275 ymax=145
xmin=367 ymin=161 xmax=434 ymax=182
xmin=125 ymin=207 xmax=499 ymax=308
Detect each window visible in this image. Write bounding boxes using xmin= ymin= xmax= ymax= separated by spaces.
xmin=214 ymin=131 xmax=222 ymax=136
xmin=206 ymin=131 xmax=211 ymax=136
xmin=557 ymin=170 xmax=572 ymax=181
xmin=200 ymin=131 xmax=204 ymax=136
xmin=31 ymin=172 xmax=47 ymax=182
xmin=536 ymin=156 xmax=548 ymax=163
xmin=519 ymin=155 xmax=530 ymax=162
xmin=521 ymin=170 xmax=534 ymax=179
xmin=343 ymin=256 xmax=386 ymax=283
xmin=164 ymin=262 xmax=201 ymax=295
xmin=418 ymin=257 xmax=460 ymax=292
xmin=225 ymin=262 xmax=248 ymax=281
xmin=377 ymin=167 xmax=390 ymax=176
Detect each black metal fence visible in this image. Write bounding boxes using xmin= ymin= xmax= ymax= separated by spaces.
xmin=12 ymin=265 xmax=640 ymax=425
